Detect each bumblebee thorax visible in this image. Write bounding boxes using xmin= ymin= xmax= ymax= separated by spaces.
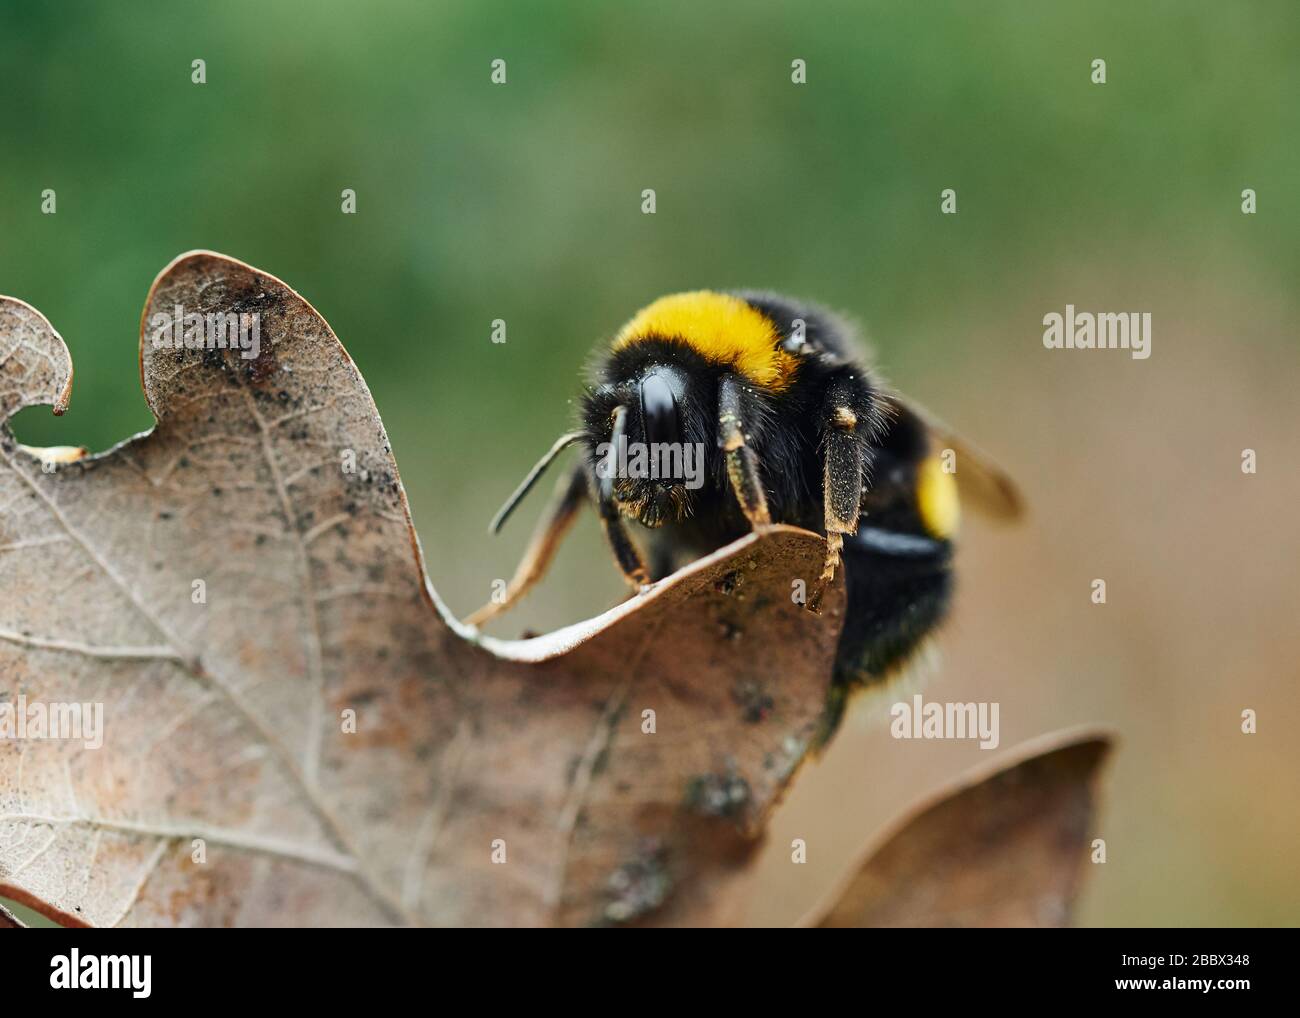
xmin=612 ymin=291 xmax=798 ymax=392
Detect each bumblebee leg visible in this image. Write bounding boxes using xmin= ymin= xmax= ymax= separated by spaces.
xmin=595 ymin=480 xmax=651 ymax=590
xmin=717 ymin=374 xmax=771 ymax=528
xmin=810 ymin=382 xmax=867 ymax=611
xmin=466 ymin=461 xmax=589 ymax=626
xmin=594 ymin=404 xmax=651 ymax=588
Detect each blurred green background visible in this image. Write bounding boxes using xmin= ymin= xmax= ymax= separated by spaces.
xmin=2 ymin=0 xmax=1297 ymax=927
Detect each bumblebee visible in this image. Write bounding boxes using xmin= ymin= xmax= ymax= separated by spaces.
xmin=468 ymin=291 xmax=1020 ymax=726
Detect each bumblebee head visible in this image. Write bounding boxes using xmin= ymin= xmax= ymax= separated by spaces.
xmin=583 ymin=361 xmax=711 ymax=528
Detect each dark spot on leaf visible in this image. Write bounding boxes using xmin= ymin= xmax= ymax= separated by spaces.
xmin=685 ymin=771 xmax=751 ymax=818
xmin=732 ymin=680 xmax=774 ymax=724
xmin=714 ymin=571 xmax=740 ymax=596
xmin=603 ymin=838 xmax=671 ymax=924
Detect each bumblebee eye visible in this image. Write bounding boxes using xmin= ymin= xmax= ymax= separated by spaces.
xmin=638 ymin=371 xmax=681 ymax=448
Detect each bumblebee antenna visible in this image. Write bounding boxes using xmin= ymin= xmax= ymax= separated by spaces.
xmin=488 ymin=430 xmax=586 ymax=534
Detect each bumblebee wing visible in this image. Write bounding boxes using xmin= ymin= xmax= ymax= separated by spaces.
xmin=884 ymin=394 xmax=1024 ymax=521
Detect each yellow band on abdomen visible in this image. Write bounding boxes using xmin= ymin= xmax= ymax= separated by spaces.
xmin=916 ymin=454 xmax=961 ymax=539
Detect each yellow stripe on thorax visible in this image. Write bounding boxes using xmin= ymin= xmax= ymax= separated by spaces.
xmin=612 ymin=291 xmax=798 ymax=391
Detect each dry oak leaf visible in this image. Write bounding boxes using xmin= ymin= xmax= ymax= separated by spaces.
xmin=0 ymin=252 xmax=848 ymax=927
xmin=805 ymin=729 xmax=1114 ymax=928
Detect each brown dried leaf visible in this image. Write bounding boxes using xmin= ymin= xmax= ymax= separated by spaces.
xmin=0 ymin=252 xmax=846 ymax=927
xmin=807 ymin=729 xmax=1113 ymax=928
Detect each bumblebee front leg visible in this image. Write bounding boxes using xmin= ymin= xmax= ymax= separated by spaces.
xmin=811 ymin=380 xmax=867 ymax=609
xmin=596 ymin=405 xmax=651 ymax=588
xmin=466 ymin=461 xmax=589 ymax=627
xmin=717 ymin=374 xmax=771 ymax=528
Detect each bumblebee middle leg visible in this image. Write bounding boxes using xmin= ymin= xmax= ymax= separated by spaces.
xmin=466 ymin=460 xmax=589 ymax=627
xmin=810 ymin=377 xmax=870 ymax=610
